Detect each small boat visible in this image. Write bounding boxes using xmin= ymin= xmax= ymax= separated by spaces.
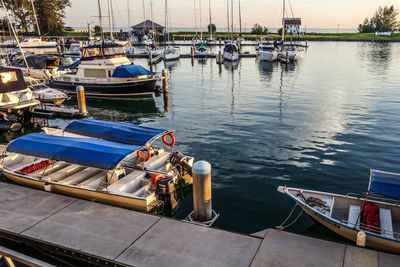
xmin=278 ymin=46 xmax=300 ymax=62
xmin=206 ymin=0 xmax=217 ymax=46
xmin=0 ymin=118 xmax=194 ymax=212
xmin=49 ymin=44 xmax=158 ymax=99
xmin=256 ymin=38 xmax=278 ymax=62
xmin=194 ymin=42 xmax=209 ymax=57
xmin=278 ymin=169 xmax=400 ymax=254
xmin=19 ymin=38 xmax=57 ymax=49
xmin=24 ymin=77 xmax=68 ymax=106
xmin=141 ymin=35 xmax=154 ymax=46
xmin=223 ymin=43 xmax=239 ymax=62
xmin=0 ymin=66 xmax=40 ymax=114
xmin=163 ymin=47 xmax=180 ymax=61
xmin=192 ymin=35 xmax=202 ymax=46
xmin=11 ymin=54 xmax=63 ymax=79
xmin=67 ymin=41 xmax=82 ymax=56
xmin=206 ymin=37 xmax=217 ymax=46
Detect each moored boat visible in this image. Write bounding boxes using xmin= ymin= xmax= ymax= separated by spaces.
xmin=278 ymin=169 xmax=400 ymax=254
xmin=24 ymin=76 xmax=68 ymax=106
xmin=223 ymin=43 xmax=239 ymax=62
xmin=256 ymin=38 xmax=278 ymax=62
xmin=19 ymin=38 xmax=57 ymax=49
xmin=1 ymin=118 xmax=194 ymax=213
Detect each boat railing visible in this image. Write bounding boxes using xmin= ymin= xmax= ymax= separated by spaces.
xmin=342 ymin=219 xmax=399 ymax=240
xmin=346 ymin=192 xmax=400 ymax=206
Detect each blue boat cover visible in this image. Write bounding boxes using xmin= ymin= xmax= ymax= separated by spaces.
xmin=369 ymin=169 xmax=400 ymax=200
xmin=224 ymin=44 xmax=238 ymax=53
xmin=58 ymin=60 xmax=81 ymax=71
xmin=65 ymin=119 xmax=167 ymax=146
xmin=6 ymin=133 xmax=140 ymax=170
xmin=112 ymin=65 xmax=155 ymax=78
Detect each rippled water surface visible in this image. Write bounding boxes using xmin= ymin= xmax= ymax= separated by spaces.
xmin=5 ymin=42 xmax=400 ymax=236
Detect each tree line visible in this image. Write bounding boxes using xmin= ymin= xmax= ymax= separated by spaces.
xmin=2 ymin=0 xmax=71 ymax=35
xmin=358 ymin=5 xmax=399 ymax=33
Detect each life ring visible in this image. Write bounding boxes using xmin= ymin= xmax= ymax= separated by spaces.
xmin=151 ymin=174 xmax=166 ymax=185
xmin=137 ymin=148 xmax=151 ymax=162
xmin=162 ymin=132 xmax=176 ymax=147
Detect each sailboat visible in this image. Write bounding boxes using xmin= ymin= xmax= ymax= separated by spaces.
xmin=278 ymin=169 xmax=400 ymax=254
xmin=163 ymin=0 xmax=180 ymax=61
xmin=205 ymin=0 xmax=217 ymax=45
xmin=278 ymin=0 xmax=299 ymax=61
xmin=19 ymin=0 xmax=57 ymax=49
xmin=222 ymin=0 xmax=239 ymax=62
xmin=141 ymin=0 xmax=154 ymax=45
xmin=236 ymin=0 xmax=245 ymax=46
xmin=194 ymin=0 xmax=210 ymax=56
xmin=256 ymin=36 xmax=278 ymax=62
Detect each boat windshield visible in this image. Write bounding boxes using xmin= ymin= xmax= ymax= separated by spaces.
xmin=104 ymin=46 xmax=125 ymax=56
xmin=261 ymin=46 xmax=275 ymax=51
xmin=83 ymin=47 xmax=101 ymax=58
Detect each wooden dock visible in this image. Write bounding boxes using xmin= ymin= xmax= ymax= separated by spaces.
xmin=0 ymin=181 xmax=399 ymax=267
xmin=127 ymin=53 xmax=257 ymax=59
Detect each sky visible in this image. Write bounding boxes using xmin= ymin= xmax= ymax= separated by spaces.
xmin=63 ymin=0 xmax=398 ymax=30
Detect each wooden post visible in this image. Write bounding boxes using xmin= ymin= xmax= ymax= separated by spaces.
xmin=162 ymin=69 xmax=168 ymax=92
xmin=149 ymin=52 xmax=153 ymax=65
xmin=76 ymin=86 xmax=87 ymax=115
xmin=192 ymin=161 xmax=212 ymax=222
xmin=191 ymin=46 xmax=195 ymax=58
xmin=286 ymin=52 xmax=289 ymax=62
xmin=218 ymin=50 xmax=222 ymax=64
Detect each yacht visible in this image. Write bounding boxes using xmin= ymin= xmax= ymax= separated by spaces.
xmin=49 ymin=44 xmax=159 ymax=99
xmin=223 ymin=43 xmax=239 ymax=62
xmin=19 ymin=38 xmax=57 ymax=49
xmin=0 ymin=119 xmax=194 ymax=213
xmin=256 ymin=38 xmax=278 ymax=62
xmin=0 ymin=66 xmax=39 ymax=114
xmin=24 ymin=76 xmax=68 ymax=106
xmin=163 ymin=47 xmax=180 ymax=61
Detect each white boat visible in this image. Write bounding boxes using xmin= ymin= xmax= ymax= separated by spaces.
xmin=49 ymin=44 xmax=158 ymax=98
xmin=68 ymin=41 xmax=82 ymax=56
xmin=206 ymin=37 xmax=217 ymax=45
xmin=162 ymin=0 xmax=180 ymax=62
xmin=0 ymin=66 xmax=39 ymax=114
xmin=205 ymin=0 xmax=217 ymax=46
xmin=236 ymin=36 xmax=245 ymax=46
xmin=19 ymin=38 xmax=57 ymax=49
xmin=0 ymin=39 xmax=17 ymax=47
xmin=24 ymin=77 xmax=68 ymax=106
xmin=256 ymin=38 xmax=278 ymax=62
xmin=223 ymin=43 xmax=239 ymax=62
xmin=141 ymin=35 xmax=154 ymax=46
xmin=163 ymin=47 xmax=180 ymax=61
xmin=192 ymin=35 xmax=202 ymax=45
xmin=0 ymin=119 xmax=194 ymax=213
xmin=279 ymin=48 xmax=300 ymax=62
xmin=194 ymin=42 xmax=209 ymax=57
xmin=278 ymin=169 xmax=400 ymax=254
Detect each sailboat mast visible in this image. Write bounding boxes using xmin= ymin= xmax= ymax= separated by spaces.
xmin=231 ymin=0 xmax=233 ymax=42
xmin=30 ymin=0 xmax=41 ymax=36
xmin=281 ymin=0 xmax=285 ymax=43
xmin=238 ymin=0 xmax=242 ymax=35
xmin=194 ymin=0 xmax=198 ymax=36
xmin=107 ymin=0 xmax=114 ymax=41
xmin=150 ymin=0 xmax=155 ymax=41
xmin=199 ymin=0 xmax=202 ymax=40
xmin=208 ymin=0 xmax=212 ymax=38
xmin=1 ymin=0 xmax=29 ymax=69
xmin=164 ymin=0 xmax=167 ymax=49
xmin=142 ymin=0 xmax=146 ymax=34
xmin=97 ymin=0 xmax=105 ymax=41
xmin=127 ymin=0 xmax=130 ymax=29
xmin=226 ymin=0 xmax=229 ymax=40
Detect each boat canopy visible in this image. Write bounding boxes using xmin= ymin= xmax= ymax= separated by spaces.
xmin=58 ymin=59 xmax=81 ymax=71
xmin=64 ymin=119 xmax=168 ymax=146
xmin=368 ymin=169 xmax=400 ymax=200
xmin=112 ymin=65 xmax=155 ymax=78
xmin=224 ymin=44 xmax=238 ymax=53
xmin=81 ymin=43 xmax=126 ymax=61
xmin=6 ymin=133 xmax=140 ymax=170
xmin=0 ymin=66 xmax=27 ymax=93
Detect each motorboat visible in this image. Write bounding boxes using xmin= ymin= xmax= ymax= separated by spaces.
xmin=67 ymin=41 xmax=82 ymax=56
xmin=48 ymin=44 xmax=159 ymax=99
xmin=256 ymin=38 xmax=278 ymax=62
xmin=0 ymin=118 xmax=194 ymax=213
xmin=194 ymin=43 xmax=209 ymax=57
xmin=278 ymin=46 xmax=300 ymax=62
xmin=236 ymin=36 xmax=245 ymax=46
xmin=206 ymin=37 xmax=217 ymax=46
xmin=11 ymin=54 xmax=64 ymax=79
xmin=0 ymin=66 xmax=39 ymax=114
xmin=0 ymin=39 xmax=17 ymax=48
xmin=192 ymin=35 xmax=202 ymax=46
xmin=141 ymin=35 xmax=154 ymax=46
xmin=163 ymin=47 xmax=180 ymax=61
xmin=19 ymin=38 xmax=57 ymax=49
xmin=24 ymin=76 xmax=68 ymax=106
xmin=223 ymin=43 xmax=239 ymax=62
xmin=278 ymin=169 xmax=400 ymax=254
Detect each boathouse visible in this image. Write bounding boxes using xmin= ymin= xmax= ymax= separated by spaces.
xmin=131 ymin=20 xmax=164 ymax=36
xmin=284 ymin=18 xmax=301 ymax=34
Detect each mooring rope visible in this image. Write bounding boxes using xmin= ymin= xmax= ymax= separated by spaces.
xmin=276 ymin=202 xmax=303 ymax=231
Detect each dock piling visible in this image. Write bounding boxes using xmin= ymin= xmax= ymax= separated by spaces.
xmin=149 ymin=52 xmax=153 ymax=65
xmin=191 ymin=46 xmax=194 ymax=58
xmin=76 ymin=86 xmax=87 ymax=116
xmin=218 ymin=51 xmax=222 ymax=64
xmin=162 ymin=69 xmax=168 ymax=92
xmin=192 ymin=161 xmax=212 ymax=222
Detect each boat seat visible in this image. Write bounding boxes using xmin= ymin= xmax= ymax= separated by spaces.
xmin=32 ymin=162 xmax=69 ymax=177
xmin=47 ymin=165 xmax=86 ymax=182
xmin=144 ymin=152 xmax=170 ymax=170
xmin=107 ymin=170 xmax=146 ymax=194
xmin=348 ymin=205 xmax=361 ymax=228
xmin=380 ymin=208 xmax=393 ymax=238
xmin=58 ymin=168 xmax=101 ymax=185
xmin=1 ymin=154 xmax=24 ymax=168
xmin=79 ymin=172 xmax=106 ymax=190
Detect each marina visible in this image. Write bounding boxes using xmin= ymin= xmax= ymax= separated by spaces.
xmin=1 ymin=0 xmax=400 ymax=265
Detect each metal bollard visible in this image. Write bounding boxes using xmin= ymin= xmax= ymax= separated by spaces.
xmin=192 ymin=161 xmax=212 ymax=222
xmin=162 ymin=69 xmax=168 ymax=92
xmin=76 ymin=86 xmax=87 ymax=115
xmin=149 ymin=51 xmax=153 ymax=64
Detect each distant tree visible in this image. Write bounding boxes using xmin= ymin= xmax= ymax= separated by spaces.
xmin=251 ymin=23 xmax=263 ymax=34
xmin=0 ymin=18 xmax=10 ymax=32
xmin=94 ymin=25 xmax=103 ymax=33
xmin=64 ymin=26 xmax=74 ymax=32
xmin=3 ymin=0 xmax=31 ymax=32
xmin=277 ymin=27 xmax=287 ymax=35
xmin=358 ymin=18 xmax=374 ymax=33
xmin=262 ymin=27 xmax=268 ymax=34
xmin=207 ymin=23 xmax=216 ymax=34
xmin=358 ymin=5 xmax=399 ymax=33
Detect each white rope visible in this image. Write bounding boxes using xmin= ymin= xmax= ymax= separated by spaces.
xmin=276 ymin=202 xmax=303 ymax=230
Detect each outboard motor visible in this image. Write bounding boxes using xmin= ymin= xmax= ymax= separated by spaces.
xmin=170 ymin=151 xmax=193 ymax=176
xmin=156 ymin=177 xmax=178 ymax=210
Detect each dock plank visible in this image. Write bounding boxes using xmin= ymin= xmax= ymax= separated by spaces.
xmin=251 ymin=229 xmax=345 ymax=267
xmin=116 ymin=218 xmax=261 ymax=267
xmin=0 ymin=182 xmax=76 ymax=233
xmin=22 ymin=200 xmax=160 ymax=260
xmin=344 ymin=245 xmax=378 ymax=267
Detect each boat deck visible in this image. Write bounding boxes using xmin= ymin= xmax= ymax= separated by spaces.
xmin=0 ymin=181 xmax=399 ymax=266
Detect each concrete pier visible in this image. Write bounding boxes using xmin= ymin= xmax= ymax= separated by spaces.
xmin=0 ymin=181 xmax=399 ymax=266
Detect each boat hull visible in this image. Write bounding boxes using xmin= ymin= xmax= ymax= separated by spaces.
xmin=49 ymin=79 xmax=157 ymax=98
xmin=2 ymin=170 xmax=155 ymax=212
xmin=223 ymin=52 xmax=239 ymax=62
xmin=256 ymin=51 xmax=277 ymax=62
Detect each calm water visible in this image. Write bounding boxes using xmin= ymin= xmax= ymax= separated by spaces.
xmin=4 ymin=42 xmax=400 ymax=237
